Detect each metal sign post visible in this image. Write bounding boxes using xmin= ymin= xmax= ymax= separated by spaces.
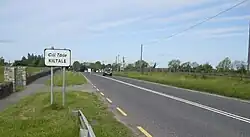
xmin=62 ymin=67 xmax=66 ymax=106
xmin=44 ymin=48 xmax=71 ymax=106
xmin=50 ymin=67 xmax=54 ymax=105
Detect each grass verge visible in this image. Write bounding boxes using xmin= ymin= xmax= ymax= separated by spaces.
xmin=0 ymin=91 xmax=134 ymax=137
xmin=27 ymin=67 xmax=49 ymax=75
xmin=115 ymin=72 xmax=250 ymax=100
xmin=46 ymin=71 xmax=87 ymax=86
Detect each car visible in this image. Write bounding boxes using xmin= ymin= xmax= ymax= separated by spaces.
xmin=103 ymin=67 xmax=112 ymax=76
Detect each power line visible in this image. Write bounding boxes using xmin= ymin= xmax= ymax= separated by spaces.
xmin=144 ymin=0 xmax=249 ymax=46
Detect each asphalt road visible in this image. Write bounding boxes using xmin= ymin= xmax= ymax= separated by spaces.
xmin=83 ymin=72 xmax=250 ymax=137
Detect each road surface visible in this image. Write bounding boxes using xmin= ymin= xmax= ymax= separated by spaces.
xmin=83 ymin=72 xmax=250 ymax=137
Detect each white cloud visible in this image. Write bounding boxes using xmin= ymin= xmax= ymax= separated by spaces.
xmin=212 ymin=15 xmax=250 ymax=22
xmin=194 ymin=26 xmax=247 ymax=34
xmin=205 ymin=32 xmax=244 ymax=39
xmin=190 ymin=26 xmax=248 ymax=39
xmin=87 ymin=16 xmax=151 ymax=31
xmin=148 ymin=0 xmax=248 ymax=24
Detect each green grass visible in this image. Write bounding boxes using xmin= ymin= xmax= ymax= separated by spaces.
xmin=27 ymin=67 xmax=49 ymax=75
xmin=46 ymin=71 xmax=87 ymax=86
xmin=0 ymin=91 xmax=134 ymax=137
xmin=115 ymin=72 xmax=250 ymax=100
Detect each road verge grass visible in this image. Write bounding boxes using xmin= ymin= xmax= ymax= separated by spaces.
xmin=115 ymin=72 xmax=250 ymax=100
xmin=27 ymin=67 xmax=48 ymax=75
xmin=0 ymin=91 xmax=134 ymax=137
xmin=46 ymin=71 xmax=87 ymax=86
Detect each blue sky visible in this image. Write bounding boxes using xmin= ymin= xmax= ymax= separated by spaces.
xmin=0 ymin=0 xmax=249 ymax=67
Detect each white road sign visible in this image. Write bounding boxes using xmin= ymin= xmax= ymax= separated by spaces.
xmin=44 ymin=48 xmax=71 ymax=67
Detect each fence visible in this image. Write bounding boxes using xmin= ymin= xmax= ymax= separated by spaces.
xmin=72 ymin=110 xmax=96 ymax=137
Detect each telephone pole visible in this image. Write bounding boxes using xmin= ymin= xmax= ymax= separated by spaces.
xmin=140 ymin=44 xmax=143 ymax=74
xmin=115 ymin=56 xmax=117 ymax=71
xmin=122 ymin=56 xmax=125 ymax=71
xmin=117 ymin=54 xmax=120 ymax=72
xmin=248 ymin=21 xmax=250 ymax=72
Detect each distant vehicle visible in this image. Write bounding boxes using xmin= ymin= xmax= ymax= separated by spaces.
xmin=103 ymin=67 xmax=112 ymax=76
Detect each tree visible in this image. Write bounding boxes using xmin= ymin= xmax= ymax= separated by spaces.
xmin=72 ymin=61 xmax=81 ymax=71
xmin=95 ymin=61 xmax=102 ymax=70
xmin=125 ymin=63 xmax=135 ymax=71
xmin=197 ymin=63 xmax=213 ymax=73
xmin=180 ymin=62 xmax=191 ymax=72
xmin=168 ymin=59 xmax=181 ymax=72
xmin=232 ymin=60 xmax=247 ymax=74
xmin=0 ymin=57 xmax=4 ymax=66
xmin=216 ymin=57 xmax=231 ymax=72
xmin=134 ymin=60 xmax=148 ymax=69
xmin=191 ymin=62 xmax=199 ymax=72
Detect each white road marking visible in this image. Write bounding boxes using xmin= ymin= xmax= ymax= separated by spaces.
xmin=96 ymin=88 xmax=100 ymax=91
xmin=106 ymin=98 xmax=112 ymax=103
xmin=80 ymin=73 xmax=94 ymax=85
xmin=100 ymin=92 xmax=104 ymax=96
xmin=93 ymin=74 xmax=250 ymax=124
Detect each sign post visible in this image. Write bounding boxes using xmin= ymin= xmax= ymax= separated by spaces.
xmin=62 ymin=67 xmax=66 ymax=106
xmin=50 ymin=67 xmax=54 ymax=105
xmin=44 ymin=48 xmax=71 ymax=106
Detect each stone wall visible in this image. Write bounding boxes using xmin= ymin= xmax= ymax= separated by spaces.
xmin=0 ymin=67 xmax=60 ymax=99
xmin=0 ymin=82 xmax=13 ymax=99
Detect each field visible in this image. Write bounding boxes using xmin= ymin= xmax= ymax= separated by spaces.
xmin=115 ymin=72 xmax=250 ymax=100
xmin=46 ymin=71 xmax=87 ymax=86
xmin=27 ymin=67 xmax=49 ymax=75
xmin=0 ymin=91 xmax=134 ymax=137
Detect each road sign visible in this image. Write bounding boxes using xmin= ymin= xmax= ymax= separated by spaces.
xmin=44 ymin=48 xmax=71 ymax=67
xmin=44 ymin=48 xmax=71 ymax=106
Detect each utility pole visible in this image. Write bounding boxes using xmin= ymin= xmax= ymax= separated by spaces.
xmin=122 ymin=56 xmax=125 ymax=71
xmin=117 ymin=54 xmax=120 ymax=72
xmin=248 ymin=21 xmax=250 ymax=73
xmin=140 ymin=44 xmax=143 ymax=74
xmin=115 ymin=56 xmax=117 ymax=71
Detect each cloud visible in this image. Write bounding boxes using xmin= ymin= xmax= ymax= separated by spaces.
xmin=0 ymin=40 xmax=14 ymax=43
xmin=86 ymin=16 xmax=151 ymax=31
xmin=194 ymin=26 xmax=247 ymax=34
xmin=212 ymin=15 xmax=250 ymax=22
xmin=148 ymin=0 xmax=248 ymax=25
xmin=191 ymin=26 xmax=248 ymax=39
xmin=205 ymin=32 xmax=244 ymax=39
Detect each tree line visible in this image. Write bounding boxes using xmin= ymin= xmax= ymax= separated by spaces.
xmin=72 ymin=57 xmax=248 ymax=75
xmin=167 ymin=57 xmax=247 ymax=74
xmin=0 ymin=53 xmax=45 ymax=67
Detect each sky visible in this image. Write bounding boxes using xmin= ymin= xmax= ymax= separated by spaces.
xmin=0 ymin=0 xmax=250 ymax=67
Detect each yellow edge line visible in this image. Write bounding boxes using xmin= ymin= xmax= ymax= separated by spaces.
xmin=106 ymin=98 xmax=112 ymax=103
xmin=100 ymin=92 xmax=104 ymax=96
xmin=116 ymin=107 xmax=127 ymax=116
xmin=137 ymin=126 xmax=153 ymax=137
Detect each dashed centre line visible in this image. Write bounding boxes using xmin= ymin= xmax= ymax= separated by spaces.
xmin=100 ymin=92 xmax=104 ymax=96
xmin=137 ymin=126 xmax=153 ymax=137
xmin=106 ymin=98 xmax=112 ymax=103
xmin=116 ymin=107 xmax=127 ymax=116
